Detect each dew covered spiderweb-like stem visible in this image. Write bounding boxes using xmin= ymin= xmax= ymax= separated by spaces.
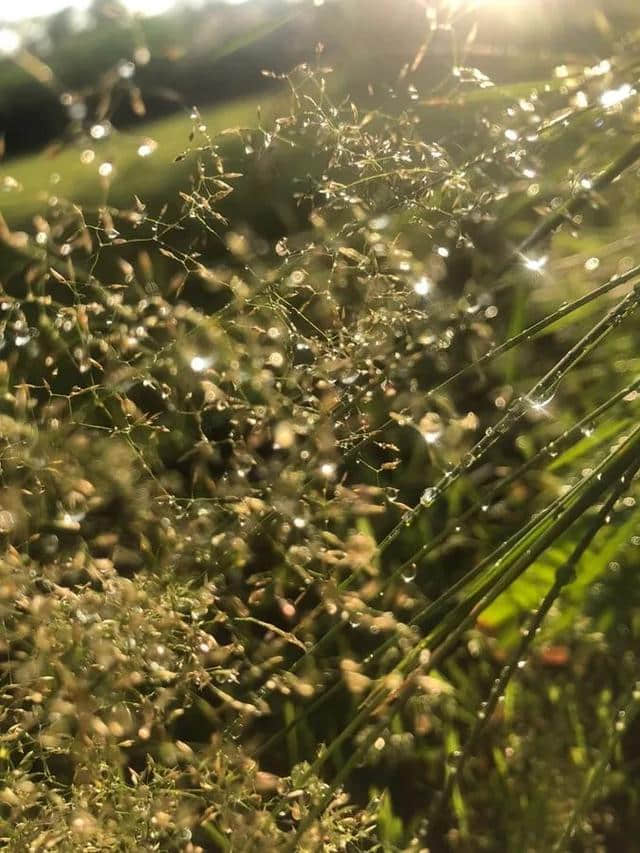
xmin=377 ymin=282 xmax=640 ymax=555
xmin=251 ymin=375 xmax=640 ymax=759
xmin=429 ymin=263 xmax=640 ymax=397
xmin=497 ymin=139 xmax=640 ymax=283
xmin=427 ymin=453 xmax=640 ymax=837
xmin=229 ymin=375 xmax=640 ymax=754
xmin=279 ymin=425 xmax=640 ymax=850
xmin=329 ymin=136 xmax=640 ymax=432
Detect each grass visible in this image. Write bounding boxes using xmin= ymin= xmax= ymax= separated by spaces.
xmin=0 ymin=94 xmax=268 ymax=225
xmin=2 ymin=1 xmax=640 ymax=851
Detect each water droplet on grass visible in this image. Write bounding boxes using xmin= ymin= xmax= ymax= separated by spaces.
xmin=401 ymin=564 xmax=417 ymax=583
xmin=421 ymin=487 xmax=437 ymax=506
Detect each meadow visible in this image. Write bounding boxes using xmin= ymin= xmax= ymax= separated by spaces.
xmin=1 ymin=1 xmax=640 ymax=850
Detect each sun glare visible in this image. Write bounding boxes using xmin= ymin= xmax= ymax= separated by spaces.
xmin=124 ymin=0 xmax=177 ymax=13
xmin=447 ymin=0 xmax=521 ymax=7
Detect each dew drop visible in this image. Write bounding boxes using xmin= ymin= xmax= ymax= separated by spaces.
xmin=401 ymin=564 xmax=417 ymax=583
xmin=421 ymin=487 xmax=437 ymax=507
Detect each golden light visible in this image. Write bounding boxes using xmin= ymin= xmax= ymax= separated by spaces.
xmin=446 ymin=0 xmax=524 ymax=7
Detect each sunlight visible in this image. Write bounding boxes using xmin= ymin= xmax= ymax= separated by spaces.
xmin=124 ymin=0 xmax=176 ymax=13
xmin=0 ymin=0 xmax=79 ymax=21
xmin=0 ymin=27 xmax=22 ymax=54
xmin=446 ymin=0 xmax=523 ymax=8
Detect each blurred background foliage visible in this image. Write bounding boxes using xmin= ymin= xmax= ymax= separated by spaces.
xmin=1 ymin=0 xmax=640 ymax=850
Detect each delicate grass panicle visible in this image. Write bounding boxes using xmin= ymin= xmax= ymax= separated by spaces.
xmin=1 ymin=0 xmax=640 ymax=850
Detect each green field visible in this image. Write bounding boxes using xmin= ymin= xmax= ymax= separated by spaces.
xmin=1 ymin=94 xmax=267 ymax=225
